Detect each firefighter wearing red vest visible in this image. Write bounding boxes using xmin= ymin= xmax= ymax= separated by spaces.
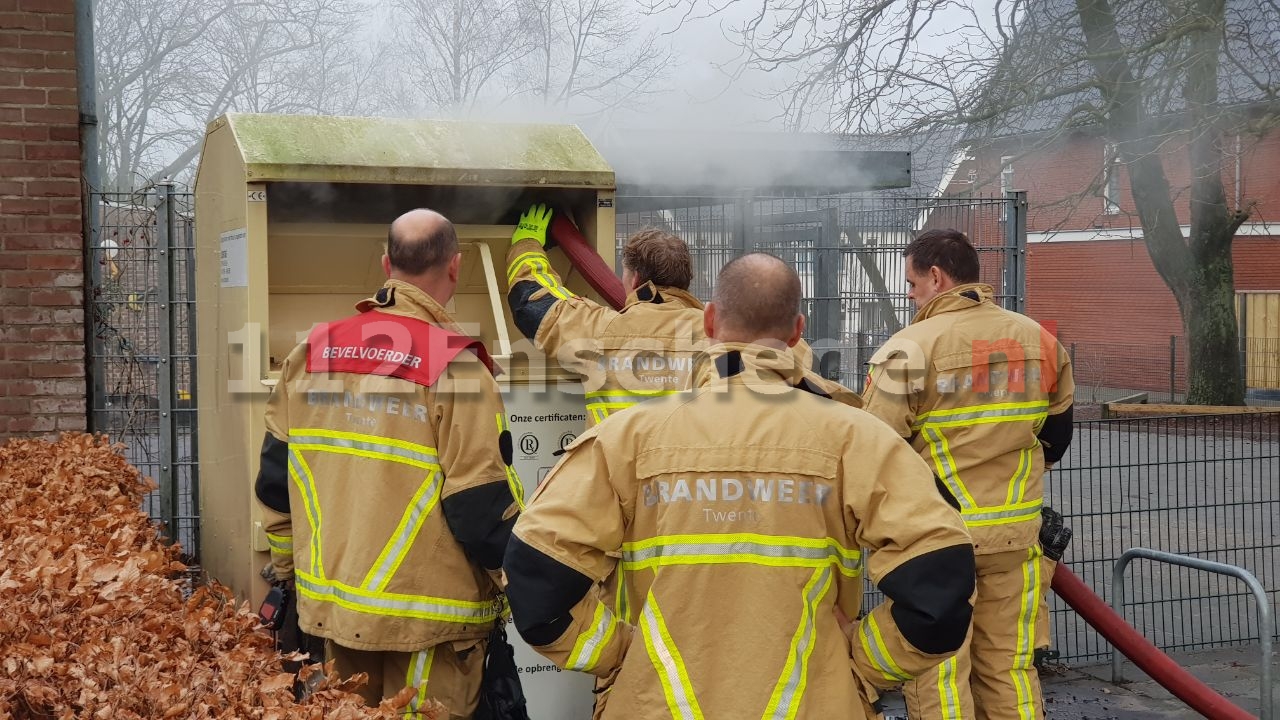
xmin=503 ymin=253 xmax=976 ymax=719
xmin=506 ymin=204 xmax=861 ymax=425
xmin=254 ymin=209 xmax=522 ymax=717
xmin=861 ymin=228 xmax=1075 ymax=720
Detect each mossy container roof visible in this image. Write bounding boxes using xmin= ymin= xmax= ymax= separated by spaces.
xmin=209 ymin=113 xmax=614 ymax=188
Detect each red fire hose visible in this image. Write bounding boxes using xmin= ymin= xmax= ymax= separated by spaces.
xmin=1051 ymin=564 xmax=1253 ymax=719
xmin=549 ymin=212 xmax=1255 ymax=719
xmin=549 ymin=214 xmax=627 ymax=311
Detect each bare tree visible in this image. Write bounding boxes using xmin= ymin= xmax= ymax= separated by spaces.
xmin=388 ymin=0 xmax=533 ymax=112
xmin=521 ymin=0 xmax=674 ymax=117
xmin=650 ymin=0 xmax=1279 ymax=404
xmin=96 ymin=0 xmax=373 ymax=189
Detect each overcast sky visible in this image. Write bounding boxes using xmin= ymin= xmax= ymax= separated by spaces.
xmin=626 ymin=1 xmax=807 ymax=131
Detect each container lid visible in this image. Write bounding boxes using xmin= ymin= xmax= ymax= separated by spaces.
xmin=210 ymin=113 xmax=614 ymax=189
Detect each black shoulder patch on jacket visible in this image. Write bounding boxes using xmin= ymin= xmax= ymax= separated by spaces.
xmin=877 ymin=543 xmax=976 ymax=654
xmin=634 ymin=284 xmax=663 ymax=303
xmin=441 ymin=482 xmax=518 ymax=571
xmin=715 ymin=351 xmax=745 ymax=379
xmin=793 ymin=376 xmax=833 ymax=399
xmin=1038 ymin=405 xmax=1074 ymax=464
xmin=504 ymin=535 xmax=594 ymax=646
xmin=508 ymin=280 xmax=559 ymax=341
xmin=254 ymin=432 xmax=290 ymax=513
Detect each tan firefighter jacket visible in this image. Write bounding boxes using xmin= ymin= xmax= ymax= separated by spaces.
xmin=861 ymin=283 xmax=1075 ymax=556
xmin=254 ymin=280 xmax=522 ymax=652
xmin=503 ymin=343 xmax=976 ymax=719
xmin=506 ymin=240 xmax=861 ymax=426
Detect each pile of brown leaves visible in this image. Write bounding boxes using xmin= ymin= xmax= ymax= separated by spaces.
xmin=0 ymin=434 xmax=446 ymax=719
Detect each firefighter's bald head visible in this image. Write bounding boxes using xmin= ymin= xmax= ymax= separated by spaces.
xmin=385 ymin=208 xmax=462 ymax=302
xmin=705 ymin=253 xmax=805 ymax=347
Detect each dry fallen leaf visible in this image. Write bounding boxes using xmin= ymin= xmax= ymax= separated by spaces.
xmin=0 ymin=434 xmax=447 ymax=719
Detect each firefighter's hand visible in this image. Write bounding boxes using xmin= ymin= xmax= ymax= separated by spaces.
xmin=512 ymin=203 xmax=556 ymax=249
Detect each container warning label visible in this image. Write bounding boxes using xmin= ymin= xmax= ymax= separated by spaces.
xmin=219 ymin=228 xmax=248 ymax=287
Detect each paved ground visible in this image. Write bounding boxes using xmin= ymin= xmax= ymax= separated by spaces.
xmin=879 ymin=645 xmax=1274 ymax=718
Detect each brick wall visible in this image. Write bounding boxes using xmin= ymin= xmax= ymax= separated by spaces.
xmin=940 ymin=124 xmax=1280 ymax=393
xmin=946 ymin=128 xmax=1280 ymax=241
xmin=1026 ymin=236 xmax=1280 ymax=391
xmin=0 ymin=1 xmax=86 ymax=437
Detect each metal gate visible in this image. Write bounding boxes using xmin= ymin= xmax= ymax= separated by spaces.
xmin=617 ymin=192 xmax=1027 ymax=390
xmin=87 ymin=182 xmax=200 ymax=561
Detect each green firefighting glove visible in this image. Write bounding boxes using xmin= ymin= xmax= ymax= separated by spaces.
xmin=511 ymin=203 xmax=556 ymax=249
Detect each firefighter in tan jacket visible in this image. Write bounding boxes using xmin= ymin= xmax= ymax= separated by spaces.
xmin=507 ymin=204 xmax=860 ymax=423
xmin=503 ymin=253 xmax=976 ymax=719
xmin=254 ymin=209 xmax=521 ymax=718
xmin=861 ymin=229 xmax=1075 ymax=720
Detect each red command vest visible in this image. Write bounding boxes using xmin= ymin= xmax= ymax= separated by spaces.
xmin=306 ymin=311 xmax=496 ymax=387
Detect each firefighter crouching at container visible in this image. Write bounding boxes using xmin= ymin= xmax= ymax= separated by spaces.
xmin=861 ymin=228 xmax=1075 ymax=720
xmin=502 ymin=252 xmax=977 ymax=719
xmin=254 ymin=209 xmax=522 ymax=717
xmin=505 ymin=204 xmax=859 ymax=427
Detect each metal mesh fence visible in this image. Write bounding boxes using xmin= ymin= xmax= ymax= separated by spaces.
xmin=88 ymin=184 xmax=200 ymax=561
xmin=617 ymin=194 xmax=1020 ymax=390
xmin=1048 ymin=414 xmax=1280 ymax=662
xmin=856 ymin=413 xmax=1280 ymax=664
xmin=1067 ymin=338 xmax=1280 ymax=406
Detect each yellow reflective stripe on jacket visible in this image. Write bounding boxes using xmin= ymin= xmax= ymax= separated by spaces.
xmin=621 ymin=533 xmax=862 ymax=577
xmin=361 ymin=470 xmax=445 ymax=591
xmin=1006 ymin=444 xmax=1036 ymax=505
xmin=912 ymin=400 xmax=1050 ymax=429
xmin=295 ymin=571 xmax=502 ymax=623
xmin=566 ymin=602 xmax=620 ymax=672
xmin=640 ymin=592 xmax=704 ymax=720
xmin=860 ymin=612 xmax=912 ymax=683
xmin=266 ymin=532 xmax=293 ymax=555
xmin=961 ymin=498 xmax=1043 ymax=527
xmin=584 ymin=389 xmax=682 ymax=421
xmin=922 ymin=425 xmax=977 ymax=510
xmin=287 ymin=449 xmax=324 ymax=578
xmin=291 ymin=428 xmax=441 ymax=470
xmin=508 ymin=251 xmax=574 ymax=300
xmin=406 ymin=646 xmax=436 ymax=719
xmin=614 ymin=565 xmax=631 ymax=623
xmin=917 ymin=401 xmax=1049 ymax=528
xmin=763 ymin=565 xmax=834 ymax=719
xmin=496 ymin=413 xmax=525 ymax=510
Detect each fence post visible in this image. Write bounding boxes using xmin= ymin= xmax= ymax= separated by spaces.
xmin=1004 ymin=190 xmax=1028 ymax=313
xmin=155 ymin=181 xmax=178 ymax=542
xmin=733 ymin=193 xmax=752 ymax=259
xmin=86 ymin=189 xmax=107 ymax=432
xmin=1169 ymin=335 xmax=1177 ymax=403
xmin=1238 ymin=297 xmax=1249 ymax=392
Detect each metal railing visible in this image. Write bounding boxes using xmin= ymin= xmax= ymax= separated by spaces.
xmin=1048 ymin=413 xmax=1280 ymax=663
xmin=1112 ymin=547 xmax=1273 ymax=720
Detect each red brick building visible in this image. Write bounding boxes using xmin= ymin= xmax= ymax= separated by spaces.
xmin=940 ymin=126 xmax=1280 ymax=398
xmin=0 ymin=0 xmax=87 ymax=437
